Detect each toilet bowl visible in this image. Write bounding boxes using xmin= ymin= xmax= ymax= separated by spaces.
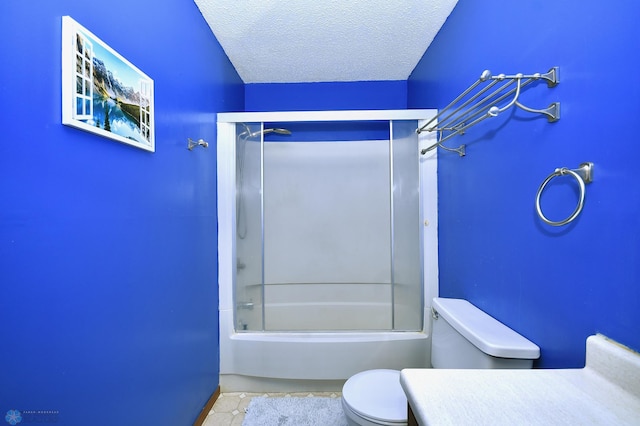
xmin=342 ymin=369 xmax=406 ymax=426
xmin=341 ymin=297 xmax=540 ymax=426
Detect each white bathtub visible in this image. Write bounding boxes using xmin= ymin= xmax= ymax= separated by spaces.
xmin=219 ymin=307 xmax=432 ymax=392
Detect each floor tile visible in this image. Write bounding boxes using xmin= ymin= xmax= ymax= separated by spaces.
xmin=209 ymin=391 xmax=342 ymax=425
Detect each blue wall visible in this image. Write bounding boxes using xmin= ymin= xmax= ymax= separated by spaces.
xmin=246 ymin=80 xmax=407 ymax=111
xmin=0 ymin=1 xmax=243 ymax=425
xmin=409 ymin=1 xmax=640 ymax=367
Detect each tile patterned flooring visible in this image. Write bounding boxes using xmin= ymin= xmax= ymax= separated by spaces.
xmin=203 ymin=391 xmax=341 ymax=425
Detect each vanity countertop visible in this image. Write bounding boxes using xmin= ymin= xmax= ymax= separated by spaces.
xmin=400 ymin=334 xmax=640 ymax=426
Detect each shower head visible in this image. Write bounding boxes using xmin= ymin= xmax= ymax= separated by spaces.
xmin=248 ymin=128 xmax=292 ymax=138
xmin=238 ymin=124 xmax=292 ymax=139
xmin=264 ymin=128 xmax=292 ymax=135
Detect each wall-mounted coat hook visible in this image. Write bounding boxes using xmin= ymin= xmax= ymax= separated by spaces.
xmin=188 ymin=138 xmax=209 ymax=151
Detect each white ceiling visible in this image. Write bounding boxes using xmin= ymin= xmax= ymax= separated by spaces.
xmin=194 ymin=0 xmax=458 ymax=84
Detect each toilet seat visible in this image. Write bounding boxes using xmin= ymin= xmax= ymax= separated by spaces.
xmin=341 ymin=369 xmax=407 ymax=425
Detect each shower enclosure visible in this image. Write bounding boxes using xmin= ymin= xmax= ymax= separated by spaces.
xmin=217 ymin=110 xmax=439 ymax=391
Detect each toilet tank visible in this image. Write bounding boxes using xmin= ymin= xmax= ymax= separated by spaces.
xmin=431 ymin=297 xmax=540 ymax=369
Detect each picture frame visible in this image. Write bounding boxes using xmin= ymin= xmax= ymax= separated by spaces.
xmin=62 ymin=16 xmax=155 ymax=152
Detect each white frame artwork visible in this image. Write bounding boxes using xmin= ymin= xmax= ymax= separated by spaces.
xmin=62 ymin=16 xmax=155 ymax=152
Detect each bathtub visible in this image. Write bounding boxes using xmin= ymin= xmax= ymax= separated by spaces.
xmin=219 ymin=307 xmax=432 ymax=392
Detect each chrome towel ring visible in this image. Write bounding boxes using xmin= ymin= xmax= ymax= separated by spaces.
xmin=535 ymin=162 xmax=593 ymax=226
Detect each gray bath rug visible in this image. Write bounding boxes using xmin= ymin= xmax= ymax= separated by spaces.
xmin=242 ymin=396 xmax=348 ymax=426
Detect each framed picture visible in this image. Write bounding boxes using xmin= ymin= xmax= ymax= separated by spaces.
xmin=62 ymin=16 xmax=155 ymax=152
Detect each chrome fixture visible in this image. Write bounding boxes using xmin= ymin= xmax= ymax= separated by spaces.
xmin=238 ymin=124 xmax=292 ymax=139
xmin=188 ymin=138 xmax=209 ymax=150
xmin=536 ymin=162 xmax=594 ymax=226
xmin=236 ymin=301 xmax=254 ymax=310
xmin=418 ymin=67 xmax=560 ymax=156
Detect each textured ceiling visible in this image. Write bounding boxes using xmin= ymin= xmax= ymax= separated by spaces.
xmin=194 ymin=0 xmax=458 ymax=83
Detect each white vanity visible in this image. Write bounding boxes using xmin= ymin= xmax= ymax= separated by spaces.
xmin=401 ymin=334 xmax=640 ymax=425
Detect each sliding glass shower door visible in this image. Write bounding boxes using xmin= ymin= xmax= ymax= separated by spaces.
xmin=234 ymin=119 xmax=423 ymax=332
xmin=234 ymin=123 xmax=263 ymax=331
xmin=390 ymin=120 xmax=422 ymax=331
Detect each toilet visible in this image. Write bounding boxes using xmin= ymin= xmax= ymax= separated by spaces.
xmin=341 ymin=297 xmax=540 ymax=426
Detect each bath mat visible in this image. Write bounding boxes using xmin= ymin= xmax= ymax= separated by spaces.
xmin=242 ymin=396 xmax=348 ymax=426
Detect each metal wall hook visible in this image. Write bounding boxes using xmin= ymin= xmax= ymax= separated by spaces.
xmin=535 ymin=162 xmax=593 ymax=226
xmin=188 ymin=138 xmax=209 ymax=150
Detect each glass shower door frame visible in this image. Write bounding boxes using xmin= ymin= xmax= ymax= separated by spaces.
xmin=217 ymin=110 xmax=439 ymax=335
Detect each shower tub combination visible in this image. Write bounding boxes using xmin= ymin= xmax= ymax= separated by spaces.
xmin=217 ymin=110 xmax=439 ymax=391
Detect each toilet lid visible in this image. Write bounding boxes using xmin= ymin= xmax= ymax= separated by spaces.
xmin=342 ymin=369 xmax=407 ymax=424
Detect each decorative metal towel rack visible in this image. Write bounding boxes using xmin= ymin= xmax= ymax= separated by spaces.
xmin=418 ymin=67 xmax=560 ymax=156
